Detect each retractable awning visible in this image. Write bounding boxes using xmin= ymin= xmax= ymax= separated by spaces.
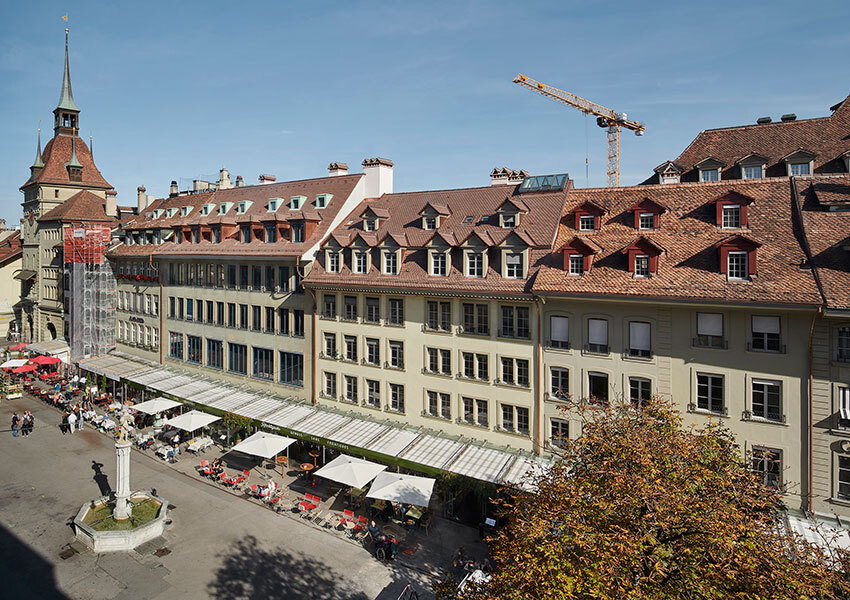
xmin=14 ymin=270 xmax=37 ymax=281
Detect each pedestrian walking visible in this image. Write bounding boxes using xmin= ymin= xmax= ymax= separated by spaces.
xmin=74 ymin=405 xmax=83 ymax=430
xmin=23 ymin=411 xmax=33 ymax=436
xmin=11 ymin=412 xmax=19 ymax=437
xmin=61 ymin=410 xmax=69 ymax=435
xmin=67 ymin=410 xmax=77 ymax=434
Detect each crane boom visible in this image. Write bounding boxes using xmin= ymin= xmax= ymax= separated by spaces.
xmin=513 ymin=73 xmax=645 ymax=187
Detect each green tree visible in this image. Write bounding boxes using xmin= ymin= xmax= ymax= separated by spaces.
xmin=440 ymin=400 xmax=849 ymax=600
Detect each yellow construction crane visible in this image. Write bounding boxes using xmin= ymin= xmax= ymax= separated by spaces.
xmin=513 ymin=74 xmax=645 ymax=187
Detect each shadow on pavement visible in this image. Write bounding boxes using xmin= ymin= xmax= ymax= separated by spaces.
xmin=0 ymin=522 xmax=69 ymax=599
xmin=91 ymin=460 xmax=111 ymax=497
xmin=208 ymin=534 xmax=370 ymax=600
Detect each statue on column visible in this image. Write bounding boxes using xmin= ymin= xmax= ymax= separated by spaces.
xmin=117 ymin=410 xmax=133 ymax=443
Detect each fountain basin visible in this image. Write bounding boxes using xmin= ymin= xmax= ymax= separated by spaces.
xmin=73 ymin=492 xmax=168 ymax=552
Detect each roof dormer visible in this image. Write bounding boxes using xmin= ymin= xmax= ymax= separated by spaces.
xmin=695 ymin=157 xmax=726 ymax=182
xmin=315 ymin=193 xmax=333 ymax=209
xmin=654 ymin=161 xmax=684 ymax=184
xmin=200 ymin=203 xmax=215 ymax=216
xmin=165 ymin=207 xmax=177 ymax=218
xmin=710 ymin=191 xmax=754 ymax=228
xmin=782 ymin=148 xmax=816 ymax=176
xmin=290 ymin=196 xmax=307 ymax=210
xmin=557 ymin=236 xmax=601 ymax=276
xmin=419 ymin=202 xmax=450 ymax=230
xmin=219 ymin=201 xmax=233 ymax=215
xmin=153 ymin=208 xmax=165 ymax=219
xmin=267 ymin=198 xmax=283 ymax=212
xmin=736 ymin=153 xmax=769 ymax=180
xmin=841 ymin=150 xmax=850 ymax=174
xmin=497 ymin=197 xmax=529 ymax=228
xmin=621 ymin=236 xmax=664 ymax=278
xmin=627 ymin=198 xmax=666 ymax=230
xmin=362 ymin=206 xmax=390 ymax=232
xmin=236 ymin=200 xmax=253 ymax=214
xmin=715 ymin=234 xmax=761 ymax=280
xmin=568 ymin=201 xmax=606 ymax=232
xmin=180 ymin=206 xmax=193 ymax=217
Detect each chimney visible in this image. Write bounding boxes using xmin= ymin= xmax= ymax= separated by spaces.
xmin=105 ymin=190 xmax=117 ymax=218
xmin=217 ymin=168 xmax=232 ymax=189
xmin=235 ymin=175 xmax=245 ymax=187
xmin=491 ymin=167 xmax=510 ymax=186
xmin=193 ymin=179 xmax=210 ymax=192
xmin=0 ymin=219 xmax=7 ymax=231
xmin=137 ymin=186 xmax=148 ymax=212
xmin=756 ymin=116 xmax=772 ymax=125
xmin=259 ymin=174 xmax=276 ymax=185
xmin=169 ymin=180 xmax=178 ymax=197
xmin=362 ymin=157 xmax=393 ymax=198
xmin=781 ymin=113 xmax=797 ymax=122
xmin=328 ymin=162 xmax=349 ymax=177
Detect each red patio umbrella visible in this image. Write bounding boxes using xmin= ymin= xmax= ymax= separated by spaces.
xmin=29 ymin=355 xmax=61 ymax=365
xmin=12 ymin=364 xmax=37 ymax=373
xmin=9 ymin=343 xmax=27 ymax=351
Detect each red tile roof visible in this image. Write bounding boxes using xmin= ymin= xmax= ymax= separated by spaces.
xmin=532 ymin=179 xmax=822 ymax=307
xmin=304 ymin=183 xmax=568 ymax=296
xmin=0 ymin=231 xmax=22 ymax=266
xmin=39 ymin=190 xmax=118 ymax=223
xmin=21 ymin=134 xmax=111 ymax=190
xmin=644 ymin=95 xmax=850 ymax=183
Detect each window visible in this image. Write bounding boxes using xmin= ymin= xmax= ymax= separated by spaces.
xmin=722 ymin=205 xmax=741 ymax=229
xmin=229 ymin=343 xmax=247 ymax=375
xmin=240 ymin=225 xmax=251 ymax=243
xmin=280 ymin=352 xmax=303 ymax=387
xmin=324 ymin=372 xmax=337 ymax=398
xmin=789 ymin=162 xmax=810 ymax=176
xmin=588 ymin=372 xmax=609 ymax=404
xmin=265 ymin=307 xmax=275 ymax=333
xmin=501 ymin=213 xmax=516 ymax=229
xmin=344 ymin=335 xmax=358 ymax=362
xmin=568 ymin=254 xmax=584 ymax=276
xmin=500 ymin=306 xmax=530 ymax=339
xmin=353 ymin=251 xmax=368 ymax=274
xmin=324 ymin=333 xmax=337 ymax=357
xmin=185 ymin=299 xmax=194 ymax=321
xmin=341 ymin=296 xmax=357 ymax=321
xmin=587 ymin=318 xmax=608 ymax=354
xmin=264 ymin=225 xmax=277 ymax=243
xmin=252 ymin=347 xmax=274 ymax=380
xmin=634 ymin=255 xmax=650 ymax=278
xmin=426 ymin=391 xmax=451 ymax=419
xmin=700 ymin=168 xmax=719 ymax=182
xmin=227 ymin=303 xmax=237 ymax=327
xmin=638 ymin=213 xmax=655 ymax=230
xmin=293 ymin=310 xmax=304 ymax=336
xmin=466 ymin=252 xmax=484 ymax=277
xmin=383 ymin=251 xmax=398 ymax=275
xmin=214 ymin=301 xmax=224 ymax=325
xmin=505 ymin=252 xmax=524 ymax=279
xmin=551 ymin=367 xmax=569 ymax=399
xmin=365 ymin=338 xmax=380 ymax=365
xmin=365 ymin=297 xmax=380 ymax=323
xmin=366 ymin=380 xmax=381 ymax=408
xmin=227 ymin=265 xmax=237 ymax=288
xmin=265 ymin=266 xmax=275 ymax=291
xmin=278 ymin=266 xmax=290 ymax=292
xmin=239 ymin=265 xmax=249 ymax=289
xmin=291 ymin=224 xmax=304 ymax=243
xmin=628 ymin=321 xmax=651 ymax=358
xmin=629 ymin=377 xmax=651 ymax=407
xmin=426 ymin=348 xmax=439 ymax=373
xmin=501 ymin=405 xmax=529 ymax=435
xmin=426 ymin=300 xmax=451 ymax=332
xmin=743 ymin=165 xmax=763 ymax=180
xmin=839 ymin=456 xmax=850 ymax=500
xmin=323 ymin=294 xmax=337 ymax=319
xmin=461 ymin=352 xmax=488 ymax=380
xmin=169 ymin=332 xmax=183 ymax=359
xmin=388 ymin=298 xmax=404 ymax=325
xmin=500 ymin=357 xmax=529 ymax=387
xmin=389 ymin=384 xmax=405 ymax=412
xmin=752 ymin=380 xmax=782 ymax=421
xmin=389 ymin=341 xmax=404 ymax=369
xmin=344 ymin=376 xmax=358 ymax=403
xmin=363 ymin=218 xmax=376 ymax=232
xmin=327 ymin=251 xmax=340 ymax=273
xmin=430 ymin=251 xmax=448 ymax=276
xmin=840 ymin=327 xmax=850 ymax=361
xmin=462 ymin=303 xmax=489 ymax=335
xmin=276 ymin=308 xmax=289 ymax=335
xmin=207 ymin=339 xmax=222 ymax=369
xmin=187 ymin=335 xmax=202 ymax=364
xmin=579 ymin=215 xmax=595 ymax=231
xmin=751 ymin=316 xmax=781 ymax=352
xmin=423 ymin=216 xmax=437 ymax=230
xmin=696 ymin=313 xmax=724 ymax=348
xmin=251 ymin=305 xmax=261 ymax=331
xmin=751 ymin=448 xmax=782 ymax=489
xmin=251 ymin=266 xmax=262 ymax=290
xmin=550 ymin=315 xmax=569 ymax=349
xmin=696 ymin=373 xmax=724 ymax=414
xmin=550 ymin=419 xmax=569 ymax=447
xmin=727 ymin=251 xmax=748 ymax=280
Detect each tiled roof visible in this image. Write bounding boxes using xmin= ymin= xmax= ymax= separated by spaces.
xmin=532 ymin=179 xmax=822 ymax=307
xmin=0 ymin=231 xmax=22 ymax=265
xmin=304 ymin=183 xmax=568 ymax=296
xmin=644 ymin=95 xmax=850 ymax=183
xmin=109 ymin=174 xmax=362 ymax=259
xmin=796 ymin=175 xmax=850 ymax=310
xmin=39 ymin=190 xmax=117 ymax=223
xmin=21 ymin=134 xmax=111 ymax=189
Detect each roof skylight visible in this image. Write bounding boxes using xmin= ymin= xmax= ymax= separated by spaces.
xmin=516 ymin=173 xmax=568 ymax=194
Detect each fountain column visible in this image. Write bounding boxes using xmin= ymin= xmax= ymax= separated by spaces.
xmin=113 ymin=440 xmax=132 ymax=520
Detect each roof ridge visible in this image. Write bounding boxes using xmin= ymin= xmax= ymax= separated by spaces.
xmin=573 ymin=177 xmax=788 ymax=193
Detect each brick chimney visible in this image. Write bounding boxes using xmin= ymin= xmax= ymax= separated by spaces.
xmin=362 ymin=158 xmax=393 ymax=198
xmin=328 ymin=162 xmax=349 ymax=177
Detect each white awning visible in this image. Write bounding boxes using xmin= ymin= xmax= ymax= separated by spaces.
xmin=131 ymin=398 xmax=182 ymax=415
xmin=230 ymin=431 xmax=295 ymax=459
xmin=328 ymin=420 xmax=390 ymax=448
xmin=501 ymin=457 xmax=550 ymax=492
xmin=27 ymin=338 xmax=70 ymax=357
xmin=295 ymin=411 xmax=352 ymax=438
xmin=236 ymin=397 xmax=288 ymax=420
xmin=314 ymin=454 xmax=387 ymax=489
xmin=366 ymin=472 xmax=435 ymax=507
xmin=164 ymin=410 xmax=220 ymax=432
xmin=1 ymin=359 xmax=28 ymax=369
xmin=401 ymin=435 xmax=466 ymax=470
xmin=263 ymin=404 xmax=315 ymax=429
xmin=367 ymin=428 xmax=421 ymax=458
xmin=785 ymin=514 xmax=850 ymax=552
xmin=447 ymin=445 xmax=515 ymax=484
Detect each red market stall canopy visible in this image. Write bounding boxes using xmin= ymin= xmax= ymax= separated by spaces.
xmin=12 ymin=364 xmax=37 ymax=373
xmin=29 ymin=355 xmax=61 ymax=366
xmin=9 ymin=343 xmax=27 ymax=351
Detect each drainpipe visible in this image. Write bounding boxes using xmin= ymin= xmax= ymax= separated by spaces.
xmin=535 ymin=297 xmax=544 ymax=456
xmin=305 ymin=284 xmax=318 ymax=406
xmin=156 ymin=255 xmax=163 ymax=365
xmin=808 ymin=305 xmax=822 ymax=513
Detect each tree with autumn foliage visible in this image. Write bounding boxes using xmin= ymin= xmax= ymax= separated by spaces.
xmin=438 ymin=400 xmax=849 ymax=600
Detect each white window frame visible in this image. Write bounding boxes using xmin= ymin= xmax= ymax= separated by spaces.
xmin=638 ymin=212 xmax=655 ymax=230
xmin=743 ymin=165 xmax=763 ymax=180
xmin=634 ymin=254 xmax=650 ymax=278
xmin=504 ymin=251 xmax=524 ymax=279
xmin=578 ymin=215 xmax=595 ymax=231
xmin=727 ymin=251 xmax=748 ymax=280
xmin=699 ymin=168 xmax=719 ymax=182
xmin=430 ymin=250 xmax=448 ymax=277
xmin=465 ymin=251 xmax=484 ymax=278
xmin=569 ymin=254 xmax=583 ymax=276
xmin=326 ymin=250 xmax=340 ymax=273
xmin=722 ymin=204 xmax=741 ymax=228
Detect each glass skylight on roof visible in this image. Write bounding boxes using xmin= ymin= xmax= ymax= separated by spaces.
xmin=516 ymin=173 xmax=568 ymax=194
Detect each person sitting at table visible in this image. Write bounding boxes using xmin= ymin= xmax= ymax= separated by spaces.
xmin=210 ymin=458 xmax=224 ymax=477
xmin=380 ymin=501 xmax=393 ymax=523
xmin=368 ymin=519 xmax=383 ymax=541
xmin=165 ymin=441 xmax=179 ymax=462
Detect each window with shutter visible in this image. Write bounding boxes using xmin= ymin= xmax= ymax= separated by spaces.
xmin=751 ymin=316 xmax=781 ymax=352
xmin=587 ymin=319 xmax=608 ymax=354
xmin=696 ymin=313 xmax=724 ymax=348
xmin=550 ymin=316 xmax=569 ymax=349
xmin=628 ymin=322 xmax=651 ymax=358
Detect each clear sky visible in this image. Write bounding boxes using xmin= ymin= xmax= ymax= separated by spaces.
xmin=1 ymin=0 xmax=848 ymax=224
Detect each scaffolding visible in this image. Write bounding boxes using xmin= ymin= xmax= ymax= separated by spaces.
xmin=64 ymin=225 xmax=115 ymax=362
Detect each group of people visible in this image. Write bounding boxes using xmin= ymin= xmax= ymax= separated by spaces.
xmin=60 ymin=405 xmax=85 ymax=434
xmin=10 ymin=411 xmax=34 ymax=437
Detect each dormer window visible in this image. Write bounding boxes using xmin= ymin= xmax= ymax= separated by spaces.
xmin=559 ymin=237 xmax=599 ymax=275
xmin=290 ymin=196 xmax=306 ymax=210
xmin=579 ymin=215 xmax=595 ymax=231
xmin=696 ymin=157 xmax=725 ymax=183
xmin=364 ymin=219 xmax=377 ymax=232
xmin=700 ymin=169 xmax=719 ymax=182
xmin=175 ymin=229 xmax=183 ymax=243
xmin=639 ymin=213 xmax=654 ymax=230
xmin=568 ymin=254 xmax=583 ymax=275
xmin=722 ymin=205 xmax=741 ymax=228
xmin=219 ymin=202 xmax=233 ymax=215
xmin=326 ymin=250 xmax=340 ymax=273
xmin=743 ymin=166 xmax=763 ymax=179
xmin=240 ymin=225 xmax=251 ymax=243
xmin=180 ymin=206 xmax=191 ymax=217
xmin=268 ymin=198 xmax=280 ymax=212
xmin=711 ymin=191 xmax=753 ymax=228
xmin=166 ymin=208 xmax=176 ymax=218
xmin=570 ymin=201 xmax=605 ymax=232
xmin=236 ymin=201 xmax=252 ymax=214
xmin=153 ymin=209 xmax=164 ymax=219
xmin=382 ymin=250 xmax=399 ymax=275
xmin=264 ymin=225 xmax=277 ymax=243
xmin=715 ymin=234 xmax=760 ymax=281
xmin=191 ymin=227 xmax=200 ymax=243
xmin=504 ymin=251 xmax=525 ymax=279
xmin=622 ymin=237 xmax=663 ymax=278
xmin=316 ymin=194 xmax=332 ymax=209
xmin=789 ymin=162 xmax=810 ymax=176
xmin=654 ymin=161 xmax=684 ymax=184
xmin=727 ymin=251 xmax=748 ymax=279
xmin=634 ymin=255 xmax=650 ymax=278
xmin=782 ymin=149 xmax=816 ymax=177
xmin=211 ymin=226 xmax=221 ymax=243
xmin=501 ymin=214 xmax=517 ymax=228
xmin=423 ymin=216 xmax=437 ymax=230
xmin=352 ymin=250 xmax=368 ymax=274
xmin=465 ymin=250 xmax=485 ymax=278
xmin=200 ymin=204 xmax=212 ymax=216
xmin=628 ymin=198 xmax=665 ymax=230
xmin=429 ymin=250 xmax=448 ymax=276
xmin=291 ymin=224 xmax=304 ymax=243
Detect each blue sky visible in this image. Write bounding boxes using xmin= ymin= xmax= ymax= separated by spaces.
xmin=1 ymin=0 xmax=848 ymax=224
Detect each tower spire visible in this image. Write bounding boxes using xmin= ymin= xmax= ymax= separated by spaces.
xmin=65 ymin=129 xmax=82 ymax=170
xmin=56 ymin=26 xmax=79 ymax=113
xmin=31 ymin=124 xmax=44 ymax=169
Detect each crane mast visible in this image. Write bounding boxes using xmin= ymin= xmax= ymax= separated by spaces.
xmin=513 ymin=74 xmax=645 ymax=187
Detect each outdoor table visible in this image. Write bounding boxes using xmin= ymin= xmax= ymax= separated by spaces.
xmin=299 ymin=462 xmax=315 ymax=482
xmin=101 ymin=419 xmax=115 ymax=430
xmin=276 ymin=455 xmax=287 ymax=476
xmin=406 ymin=506 xmax=423 ymax=521
xmin=308 ymin=449 xmax=320 ymax=465
xmin=371 ymin=499 xmax=387 ymax=510
xmin=161 ymin=429 xmax=179 ymax=443
xmin=349 ymin=486 xmax=366 ymax=498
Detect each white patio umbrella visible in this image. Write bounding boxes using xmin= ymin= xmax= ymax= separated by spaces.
xmin=230 ymin=431 xmax=295 ymax=459
xmin=163 ymin=409 xmax=220 ymax=433
xmin=1 ymin=358 xmax=28 ymax=369
xmin=131 ymin=397 xmax=182 ymax=415
xmin=366 ymin=472 xmax=435 ymax=507
xmin=314 ymin=454 xmax=387 ymax=489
